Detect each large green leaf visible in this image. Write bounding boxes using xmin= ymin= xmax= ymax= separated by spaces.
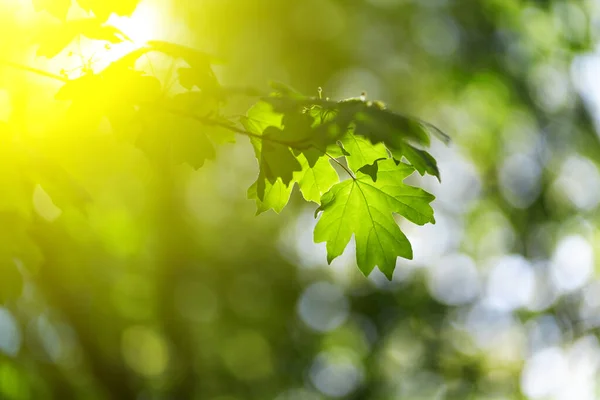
xmin=240 ymin=101 xmax=283 ymax=137
xmin=314 ymin=159 xmax=435 ymax=279
xmin=250 ymin=137 xmax=302 ymax=200
xmin=262 ymin=95 xmax=447 ymax=180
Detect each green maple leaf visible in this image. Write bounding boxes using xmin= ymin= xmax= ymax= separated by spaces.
xmin=240 ymin=101 xmax=282 ymax=136
xmin=391 ymin=143 xmax=440 ymax=181
xmin=262 ymin=95 xmax=447 ymax=180
xmin=250 ymin=136 xmax=301 ymax=200
xmin=242 ymin=101 xmax=339 ymax=213
xmin=246 ymin=153 xmax=338 ymax=215
xmin=340 ymin=133 xmax=388 ymax=173
xmin=242 ymin=102 xmax=299 ymax=202
xmin=314 ymin=159 xmax=435 ymax=279
xmin=247 ymin=179 xmax=293 ymax=215
xmin=296 ymin=154 xmax=338 ymax=204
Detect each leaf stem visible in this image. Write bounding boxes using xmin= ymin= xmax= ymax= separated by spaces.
xmin=324 ymin=151 xmax=355 ymax=180
xmin=163 ymin=107 xmax=287 ymax=143
xmin=171 ymin=106 xmax=357 ymax=180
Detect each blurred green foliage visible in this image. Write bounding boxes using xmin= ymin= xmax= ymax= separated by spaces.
xmin=1 ymin=0 xmax=600 ymax=399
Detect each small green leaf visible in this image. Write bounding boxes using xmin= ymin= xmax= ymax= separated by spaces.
xmin=253 ymin=138 xmax=302 ymax=191
xmin=314 ymin=159 xmax=435 ymax=279
xmin=295 ymin=154 xmax=338 ymax=204
xmin=242 ymin=101 xmax=301 ymax=201
xmin=391 ymin=143 xmax=440 ymax=181
xmin=247 ymin=179 xmax=293 ymax=215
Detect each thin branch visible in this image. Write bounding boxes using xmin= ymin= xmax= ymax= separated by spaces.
xmin=2 ymin=59 xmax=357 ymax=180
xmin=164 ymin=107 xmax=296 ymax=146
xmin=0 ymin=59 xmax=67 ymax=82
xmin=169 ymin=106 xmax=357 ymax=180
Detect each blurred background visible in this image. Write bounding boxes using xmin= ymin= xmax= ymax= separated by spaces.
xmin=1 ymin=0 xmax=600 ymax=398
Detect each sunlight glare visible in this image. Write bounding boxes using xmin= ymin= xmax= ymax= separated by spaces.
xmin=107 ymin=2 xmax=162 ymax=46
xmin=98 ymin=2 xmax=166 ymax=67
xmin=43 ymin=0 xmax=173 ymax=75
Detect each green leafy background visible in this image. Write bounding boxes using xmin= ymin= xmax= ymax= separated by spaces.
xmin=0 ymin=0 xmax=600 ymax=399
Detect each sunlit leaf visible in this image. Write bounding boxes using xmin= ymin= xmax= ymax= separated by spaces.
xmin=247 ymin=179 xmax=293 ymax=215
xmin=295 ymin=154 xmax=338 ymax=204
xmin=242 ymin=101 xmax=301 ymax=210
xmin=340 ymin=133 xmax=389 ymax=173
xmin=314 ymin=159 xmax=435 ymax=279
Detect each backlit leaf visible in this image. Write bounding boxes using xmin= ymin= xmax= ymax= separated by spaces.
xmin=247 ymin=179 xmax=293 ymax=215
xmin=314 ymin=159 xmax=435 ymax=279
xmin=340 ymin=133 xmax=388 ymax=173
xmin=295 ymin=154 xmax=338 ymax=204
xmin=391 ymin=143 xmax=440 ymax=180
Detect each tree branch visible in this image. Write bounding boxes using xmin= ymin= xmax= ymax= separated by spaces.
xmin=0 ymin=59 xmax=68 ymax=82
xmin=2 ymin=59 xmax=356 ymax=180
